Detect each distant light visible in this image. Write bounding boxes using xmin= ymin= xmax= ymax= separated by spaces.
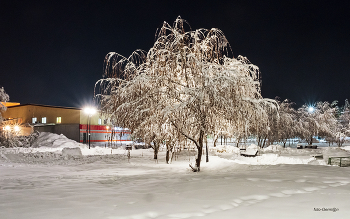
xmin=14 ymin=125 xmax=20 ymax=132
xmin=4 ymin=125 xmax=11 ymax=131
xmin=308 ymin=106 xmax=314 ymax=113
xmin=106 ymin=126 xmax=109 ymax=130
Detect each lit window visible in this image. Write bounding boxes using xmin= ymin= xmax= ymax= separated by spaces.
xmin=98 ymin=118 xmax=102 ymax=125
xmin=56 ymin=117 xmax=61 ymax=124
xmin=42 ymin=117 xmax=47 ymax=124
xmin=32 ymin=117 xmax=37 ymax=123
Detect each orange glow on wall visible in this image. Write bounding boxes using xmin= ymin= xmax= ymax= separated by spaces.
xmin=1 ymin=102 xmax=20 ymax=107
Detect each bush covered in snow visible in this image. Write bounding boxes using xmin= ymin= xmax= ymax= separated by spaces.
xmin=0 ymin=131 xmax=39 ymax=148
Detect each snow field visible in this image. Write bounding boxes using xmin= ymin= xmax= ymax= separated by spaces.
xmin=1 ymin=132 xmax=350 ymax=218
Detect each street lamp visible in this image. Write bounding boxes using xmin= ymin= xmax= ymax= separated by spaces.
xmin=4 ymin=125 xmax=11 ymax=132
xmin=308 ymin=106 xmax=315 ymax=113
xmin=14 ymin=125 xmax=20 ymax=133
xmin=83 ymin=107 xmax=96 ymax=149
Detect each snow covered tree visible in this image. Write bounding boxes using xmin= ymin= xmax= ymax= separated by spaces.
xmin=253 ymin=102 xmax=279 ymax=148
xmin=0 ymin=87 xmax=9 ymax=122
xmin=296 ymin=101 xmax=337 ymax=145
xmin=96 ymin=17 xmax=276 ymax=171
xmin=276 ymin=99 xmax=297 ymax=147
xmin=333 ymin=100 xmax=350 ymax=146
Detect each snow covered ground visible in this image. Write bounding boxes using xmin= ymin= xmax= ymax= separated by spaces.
xmin=1 ymin=133 xmax=350 ymax=219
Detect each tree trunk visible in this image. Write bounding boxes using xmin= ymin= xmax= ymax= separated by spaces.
xmin=196 ymin=146 xmax=203 ymax=172
xmin=166 ymin=148 xmax=170 ymax=164
xmin=166 ymin=143 xmax=173 ymax=164
xmin=262 ymin=137 xmax=267 ymax=148
xmin=213 ymin=135 xmax=218 ymax=147
xmin=171 ymin=148 xmax=175 ymax=161
xmin=257 ymin=136 xmax=261 ymax=147
xmin=195 ymin=130 xmax=204 ymax=172
xmin=153 ymin=141 xmax=159 ymax=160
xmin=309 ymin=136 xmax=313 ymax=145
xmin=206 ymin=139 xmax=209 ymax=163
xmin=236 ymin=136 xmax=240 ymax=147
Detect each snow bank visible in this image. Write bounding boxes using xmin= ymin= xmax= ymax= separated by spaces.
xmin=343 ymin=146 xmax=350 ymax=152
xmin=232 ymin=154 xmax=317 ymax=165
xmin=212 ymin=145 xmax=240 ymax=154
xmin=62 ymin=147 xmax=82 ymax=158
xmin=32 ymin=132 xmax=84 ymax=149
xmin=246 ymin=144 xmax=259 ymax=150
xmin=263 ymin=145 xmax=284 ymax=152
xmin=17 ymin=132 xmax=125 ymax=156
xmin=322 ymin=147 xmax=350 ymax=161
xmin=2 ymin=132 xmax=152 ymax=158
xmin=200 ymin=156 xmax=239 ymax=171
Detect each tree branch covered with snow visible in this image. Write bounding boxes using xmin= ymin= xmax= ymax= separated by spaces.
xmin=0 ymin=87 xmax=9 ymax=123
xmin=96 ymin=16 xmax=277 ymax=171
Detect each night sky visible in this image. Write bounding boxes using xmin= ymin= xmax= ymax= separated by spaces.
xmin=1 ymin=0 xmax=350 ymax=108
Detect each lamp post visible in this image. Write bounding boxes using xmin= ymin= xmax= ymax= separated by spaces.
xmin=83 ymin=107 xmax=96 ymax=149
xmin=106 ymin=126 xmax=110 ymax=147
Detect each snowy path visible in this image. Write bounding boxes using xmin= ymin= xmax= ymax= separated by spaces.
xmin=1 ymin=153 xmax=350 ymax=219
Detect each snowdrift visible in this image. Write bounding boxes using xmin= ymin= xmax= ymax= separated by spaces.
xmin=31 ymin=132 xmax=85 ymax=149
xmin=212 ymin=145 xmax=240 ymax=154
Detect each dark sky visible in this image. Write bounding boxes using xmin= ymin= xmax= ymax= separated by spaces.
xmin=1 ymin=0 xmax=350 ymax=108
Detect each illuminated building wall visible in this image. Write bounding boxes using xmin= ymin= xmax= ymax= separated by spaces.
xmin=2 ymin=103 xmax=131 ymax=144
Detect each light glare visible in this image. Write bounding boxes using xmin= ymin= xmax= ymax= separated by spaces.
xmin=308 ymin=106 xmax=314 ymax=113
xmin=14 ymin=125 xmax=20 ymax=132
xmin=84 ymin=107 xmax=97 ymax=116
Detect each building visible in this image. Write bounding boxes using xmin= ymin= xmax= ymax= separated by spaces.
xmin=1 ymin=103 xmax=131 ymax=144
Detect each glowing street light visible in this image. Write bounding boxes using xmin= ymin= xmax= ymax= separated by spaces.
xmin=308 ymin=106 xmax=315 ymax=113
xmin=83 ymin=106 xmax=96 ymax=149
xmin=84 ymin=107 xmax=97 ymax=116
xmin=14 ymin=125 xmax=20 ymax=132
xmin=3 ymin=125 xmax=11 ymax=143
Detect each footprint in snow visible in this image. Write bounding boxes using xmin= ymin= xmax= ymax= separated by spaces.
xmin=269 ymin=193 xmax=290 ymax=198
xmin=241 ymin=195 xmax=270 ymax=201
xmin=266 ymin=179 xmax=283 ymax=182
xmin=281 ymin=189 xmax=306 ymax=195
xmin=219 ymin=204 xmax=233 ymax=210
xmin=168 ymin=212 xmax=205 ymax=218
xmin=246 ymin=178 xmax=260 ymax=181
xmin=202 ymin=208 xmax=218 ymax=214
xmin=303 ymin=187 xmax=321 ymax=192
